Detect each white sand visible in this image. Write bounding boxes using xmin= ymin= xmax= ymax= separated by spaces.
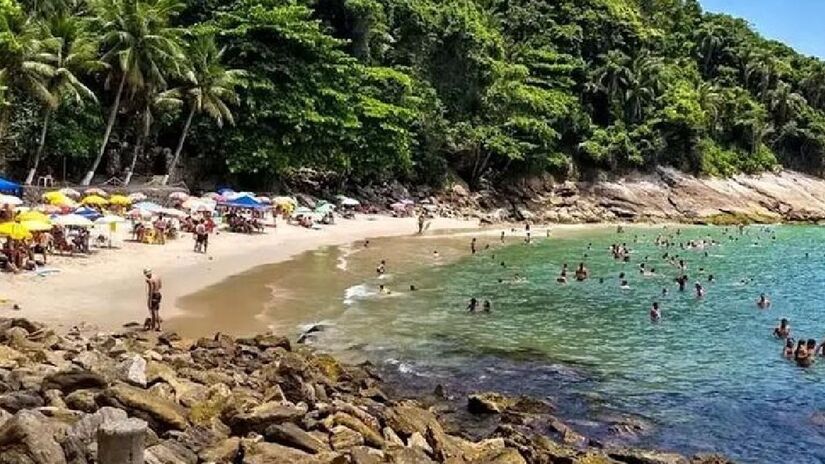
xmin=0 ymin=215 xmax=475 ymax=331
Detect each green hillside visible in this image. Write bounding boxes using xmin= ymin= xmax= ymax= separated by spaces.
xmin=2 ymin=0 xmax=825 ymax=189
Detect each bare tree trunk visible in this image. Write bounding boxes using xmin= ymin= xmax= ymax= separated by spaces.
xmin=25 ymin=109 xmax=51 ymax=185
xmin=82 ymin=73 xmax=127 ymax=186
xmin=124 ymin=133 xmax=144 ymax=186
xmin=162 ymin=105 xmax=195 ymax=186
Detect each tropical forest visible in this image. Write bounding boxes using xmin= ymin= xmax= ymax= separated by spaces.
xmin=2 ymin=0 xmax=825 ymax=190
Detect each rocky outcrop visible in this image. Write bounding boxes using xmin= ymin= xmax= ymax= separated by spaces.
xmin=440 ymin=168 xmax=825 ymax=224
xmin=0 ymin=317 xmax=732 ymax=463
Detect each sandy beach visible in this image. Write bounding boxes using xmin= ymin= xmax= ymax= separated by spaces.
xmin=0 ymin=215 xmax=475 ymax=332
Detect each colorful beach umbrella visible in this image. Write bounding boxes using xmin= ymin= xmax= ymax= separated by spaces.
xmin=0 ymin=194 xmax=22 ymax=206
xmin=0 ymin=222 xmax=31 ymax=240
xmin=109 ymin=194 xmax=132 ymax=206
xmin=43 ymin=191 xmax=76 ymax=207
xmin=16 ymin=210 xmax=50 ymax=223
xmin=95 ymin=214 xmax=126 ymax=225
xmin=128 ymin=192 xmax=147 ymax=202
xmin=82 ymin=195 xmax=109 ymax=206
xmin=20 ymin=220 xmax=52 ymax=232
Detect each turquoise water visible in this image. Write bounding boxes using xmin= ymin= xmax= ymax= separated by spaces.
xmin=316 ymin=225 xmax=825 ymax=462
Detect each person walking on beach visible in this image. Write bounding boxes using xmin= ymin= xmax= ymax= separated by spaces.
xmin=144 ymin=268 xmax=163 ymax=331
xmin=418 ymin=213 xmax=426 ymax=234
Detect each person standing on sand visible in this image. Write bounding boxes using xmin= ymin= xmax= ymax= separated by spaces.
xmin=471 ymin=238 xmax=477 ymax=255
xmin=144 ymin=268 xmax=163 ymax=331
xmin=418 ymin=213 xmax=425 ymax=234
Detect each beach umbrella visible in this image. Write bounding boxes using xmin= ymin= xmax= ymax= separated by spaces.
xmin=292 ymin=206 xmax=313 ymax=217
xmin=20 ymin=220 xmax=52 ymax=232
xmin=84 ymin=187 xmax=107 ymax=197
xmin=0 ymin=194 xmax=22 ymax=206
xmin=95 ymin=214 xmax=127 ymax=224
xmin=109 ymin=194 xmax=132 ymax=206
xmin=16 ymin=210 xmax=50 ymax=223
xmin=160 ymin=208 xmax=187 ymax=218
xmin=82 ymin=195 xmax=109 ymax=206
xmin=256 ymin=196 xmax=272 ymax=204
xmin=182 ymin=198 xmax=215 ymax=212
xmin=217 ymin=188 xmax=235 ymax=195
xmin=132 ymin=201 xmax=164 ymax=213
xmin=128 ymin=192 xmax=147 ymax=202
xmin=337 ymin=196 xmax=360 ymax=206
xmin=169 ymin=191 xmax=189 ymax=201
xmin=74 ymin=207 xmax=103 ymax=221
xmin=127 ymin=208 xmax=153 ymax=220
xmin=43 ymin=192 xmax=76 ymax=207
xmin=202 ymin=192 xmax=223 ymax=200
xmin=58 ymin=187 xmax=81 ymax=198
xmin=390 ymin=202 xmax=405 ymax=210
xmin=36 ymin=204 xmax=63 ymax=214
xmin=53 ymin=214 xmax=93 ymax=227
xmin=0 ymin=222 xmax=31 ymax=240
xmin=315 ymin=203 xmax=335 ymax=215
xmin=273 ymin=196 xmax=297 ymax=205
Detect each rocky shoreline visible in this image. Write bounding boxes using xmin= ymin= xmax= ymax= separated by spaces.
xmin=0 ymin=317 xmax=733 ymax=463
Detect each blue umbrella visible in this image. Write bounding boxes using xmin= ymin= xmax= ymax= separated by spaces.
xmin=74 ymin=207 xmax=103 ymax=221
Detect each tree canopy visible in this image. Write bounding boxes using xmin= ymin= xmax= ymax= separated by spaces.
xmin=2 ymin=0 xmax=825 ymax=189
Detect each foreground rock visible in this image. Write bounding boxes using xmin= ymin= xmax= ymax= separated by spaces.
xmin=0 ymin=317 xmax=732 ymax=463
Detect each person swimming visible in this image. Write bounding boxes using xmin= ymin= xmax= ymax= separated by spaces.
xmin=376 ymin=260 xmax=386 ymax=275
xmin=409 ymin=285 xmax=417 ymax=291
xmin=432 ymin=250 xmax=440 ymax=259
xmin=482 ymin=300 xmax=492 ymax=313
xmin=650 ymin=302 xmax=661 ymax=321
xmin=694 ymin=282 xmax=705 ymax=298
xmin=557 ymin=264 xmax=568 ymax=283
xmin=676 ymin=274 xmax=688 ymax=292
xmin=378 ymin=284 xmax=391 ymax=295
xmin=620 ymin=280 xmax=630 ymax=289
xmin=662 ymin=287 xmax=668 ymax=296
xmin=757 ymin=293 xmax=771 ymax=309
xmin=467 ymin=297 xmax=478 ymax=313
xmin=796 ymin=339 xmax=815 ymax=367
xmin=783 ymin=338 xmax=795 ymax=358
xmin=707 ymin=274 xmax=714 ymax=282
xmin=500 ymin=231 xmax=505 ymax=243
xmin=574 ymin=262 xmax=589 ymax=281
xmin=774 ymin=318 xmax=791 ymax=338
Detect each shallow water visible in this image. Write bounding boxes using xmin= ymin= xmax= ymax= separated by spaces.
xmin=177 ymin=225 xmax=825 ymax=462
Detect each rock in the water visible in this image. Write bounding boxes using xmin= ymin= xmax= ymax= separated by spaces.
xmin=0 ymin=390 xmax=44 ymax=413
xmin=265 ymin=422 xmax=331 ymax=454
xmin=117 ymin=355 xmax=147 ymax=387
xmin=103 ymin=383 xmax=188 ymax=431
xmin=468 ymin=392 xmax=517 ymax=414
xmin=607 ymin=449 xmax=690 ymax=464
xmin=42 ymin=370 xmax=107 ymax=394
xmin=0 ymin=410 xmax=67 ymax=464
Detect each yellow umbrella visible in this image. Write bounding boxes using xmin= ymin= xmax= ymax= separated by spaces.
xmin=109 ymin=194 xmax=132 ymax=206
xmin=16 ymin=210 xmax=50 ymax=223
xmin=20 ymin=220 xmax=52 ymax=232
xmin=0 ymin=222 xmax=32 ymax=240
xmin=44 ymin=192 xmax=77 ymax=207
xmin=82 ymin=195 xmax=109 ymax=206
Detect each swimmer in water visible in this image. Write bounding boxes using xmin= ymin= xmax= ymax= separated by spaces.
xmin=409 ymin=285 xmax=417 ymax=291
xmin=470 ymin=238 xmax=477 ymax=255
xmin=379 ymin=284 xmax=391 ymax=295
xmin=376 ymin=260 xmax=386 ymax=275
xmin=661 ymin=287 xmax=668 ymax=297
xmin=620 ymin=280 xmax=630 ymax=289
xmin=774 ymin=318 xmax=791 ymax=338
xmin=694 ymin=282 xmax=705 ymax=298
xmin=557 ymin=263 xmax=568 ymax=283
xmin=676 ymin=275 xmax=688 ymax=292
xmin=756 ymin=293 xmax=771 ymax=309
xmin=707 ymin=274 xmax=714 ymax=282
xmin=783 ymin=338 xmax=795 ymax=358
xmin=574 ymin=262 xmax=589 ymax=281
xmin=364 ymin=240 xmax=370 ymax=248
xmin=432 ymin=250 xmax=440 ymax=259
xmin=650 ymin=302 xmax=661 ymax=321
xmin=483 ymin=300 xmax=491 ymax=313
xmin=467 ymin=297 xmax=478 ymax=313
xmin=500 ymin=231 xmax=505 ymax=243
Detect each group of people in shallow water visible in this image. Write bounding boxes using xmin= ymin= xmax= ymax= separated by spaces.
xmin=774 ymin=318 xmax=825 ymax=367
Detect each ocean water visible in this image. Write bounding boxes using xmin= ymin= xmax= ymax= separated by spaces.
xmin=311 ymin=225 xmax=825 ymax=463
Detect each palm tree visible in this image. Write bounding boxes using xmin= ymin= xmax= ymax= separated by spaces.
xmin=123 ymin=85 xmax=180 ymax=185
xmin=624 ymin=53 xmax=662 ymax=122
xmin=25 ymin=16 xmax=103 ymax=185
xmin=81 ymin=0 xmax=185 ymax=186
xmin=0 ymin=14 xmax=57 ymax=141
xmin=767 ymin=81 xmax=807 ymax=127
xmin=800 ymin=64 xmax=825 ymax=109
xmin=592 ymin=50 xmax=633 ymax=122
xmin=697 ymin=82 xmax=721 ymax=135
xmin=163 ymin=35 xmax=243 ymax=185
xmin=695 ymin=23 xmax=724 ymax=74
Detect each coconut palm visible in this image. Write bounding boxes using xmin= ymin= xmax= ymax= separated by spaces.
xmin=123 ymin=85 xmax=181 ymax=185
xmin=767 ymin=81 xmax=807 ymax=126
xmin=81 ymin=0 xmax=185 ymax=186
xmin=697 ymin=82 xmax=722 ymax=135
xmin=24 ymin=16 xmax=103 ymax=185
xmin=163 ymin=34 xmax=243 ymax=185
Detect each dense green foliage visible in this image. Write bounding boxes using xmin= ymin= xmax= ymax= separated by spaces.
xmin=2 ymin=0 xmax=825 ymax=189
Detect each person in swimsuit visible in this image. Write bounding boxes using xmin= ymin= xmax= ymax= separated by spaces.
xmin=417 ymin=214 xmax=425 ymax=234
xmin=467 ymin=297 xmax=478 ymax=313
xmin=774 ymin=318 xmax=791 ymax=338
xmin=376 ymin=260 xmax=386 ymax=275
xmin=144 ymin=268 xmax=162 ymax=331
xmin=783 ymin=338 xmax=795 ymax=358
xmin=574 ymin=262 xmax=589 ymax=281
xmin=650 ymin=302 xmax=661 ymax=321
xmin=620 ymin=280 xmax=630 ymax=289
xmin=470 ymin=238 xmax=477 ymax=255
xmin=795 ymin=340 xmax=814 ymax=367
xmin=694 ymin=283 xmax=705 ymax=298
xmin=482 ymin=300 xmax=491 ymax=313
xmin=757 ymin=293 xmax=771 ymax=309
xmin=500 ymin=231 xmax=505 ymax=243
xmin=557 ymin=264 xmax=568 ymax=283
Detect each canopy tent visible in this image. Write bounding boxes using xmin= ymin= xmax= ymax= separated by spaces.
xmin=0 ymin=177 xmax=21 ymax=196
xmin=221 ymin=195 xmax=265 ymax=209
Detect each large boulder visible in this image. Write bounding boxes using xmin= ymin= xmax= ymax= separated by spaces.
xmin=468 ymin=392 xmax=518 ymax=415
xmin=223 ymin=401 xmax=307 ymax=435
xmin=242 ymin=441 xmax=341 ymax=464
xmin=0 ymin=346 xmax=25 ymax=369
xmin=65 ymin=389 xmax=101 ymax=413
xmin=265 ymin=422 xmax=331 ymax=454
xmin=0 ymin=391 xmax=44 ymax=413
xmin=42 ymin=370 xmax=107 ymax=394
xmin=103 ymin=383 xmax=188 ymax=431
xmin=606 ymin=449 xmax=689 ymax=464
xmin=0 ymin=410 xmax=67 ymax=464
xmin=145 ymin=440 xmax=198 ymax=464
xmin=116 ymin=355 xmax=147 ymax=387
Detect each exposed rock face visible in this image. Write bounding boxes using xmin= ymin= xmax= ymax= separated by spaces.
xmin=0 ymin=318 xmax=730 ymax=464
xmin=449 ymin=168 xmax=825 ymax=224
